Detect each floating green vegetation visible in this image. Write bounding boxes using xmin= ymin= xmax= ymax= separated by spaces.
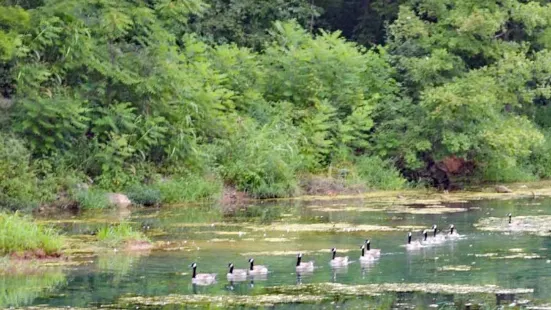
xmin=0 ymin=212 xmax=64 ymax=256
xmin=118 ymin=294 xmax=325 ymax=307
xmin=309 ymin=205 xmax=467 ymax=214
xmin=266 ymin=283 xmax=533 ymax=296
xmin=245 ymin=223 xmax=424 ymax=233
xmin=437 ymin=265 xmax=475 ymax=272
xmin=475 ymin=216 xmax=551 ymax=236
xmin=96 ymin=222 xmax=149 ymax=248
xmin=240 ymin=248 xmax=357 ymax=256
xmin=0 ymin=269 xmax=66 ymax=308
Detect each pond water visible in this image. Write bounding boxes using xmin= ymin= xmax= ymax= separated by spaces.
xmin=7 ymin=196 xmax=551 ymax=309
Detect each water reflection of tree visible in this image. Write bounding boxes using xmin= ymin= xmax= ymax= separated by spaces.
xmin=0 ymin=268 xmax=66 ymax=308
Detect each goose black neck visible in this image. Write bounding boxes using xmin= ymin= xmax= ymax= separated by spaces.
xmin=433 ymin=228 xmax=437 ymax=237
xmin=229 ymin=265 xmax=234 ymax=274
xmin=332 ymin=251 xmax=336 ymax=260
xmin=361 ymin=247 xmax=365 ymax=257
xmin=192 ymin=266 xmax=197 ymax=278
xmin=450 ymin=227 xmax=454 ymax=234
xmin=423 ymin=232 xmax=427 ymax=241
xmin=367 ymin=242 xmax=371 ymax=251
xmin=296 ymin=256 xmax=302 ymax=266
xmin=408 ymin=235 xmax=412 ymax=244
xmin=509 ymin=215 xmax=512 ymax=224
xmin=249 ymin=260 xmax=254 ymax=271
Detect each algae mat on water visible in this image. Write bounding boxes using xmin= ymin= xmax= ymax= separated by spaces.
xmin=266 ymin=282 xmax=534 ymax=296
xmin=475 ymin=215 xmax=551 ymax=236
xmin=245 ymin=223 xmax=425 ymax=232
xmin=118 ymin=294 xmax=325 ymax=307
xmin=115 ymin=283 xmax=533 ymax=308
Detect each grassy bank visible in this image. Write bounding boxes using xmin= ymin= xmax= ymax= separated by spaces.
xmin=0 ymin=212 xmax=63 ymax=257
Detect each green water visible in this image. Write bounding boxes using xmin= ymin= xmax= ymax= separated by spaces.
xmin=8 ymin=197 xmax=551 ymax=309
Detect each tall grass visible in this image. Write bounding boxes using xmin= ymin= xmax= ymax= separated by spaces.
xmin=0 ymin=212 xmax=63 ymax=255
xmin=74 ymin=188 xmax=111 ymax=210
xmin=156 ymin=175 xmax=223 ymax=204
xmin=96 ymin=222 xmax=148 ymax=247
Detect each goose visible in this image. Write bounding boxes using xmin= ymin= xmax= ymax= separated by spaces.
xmin=405 ymin=232 xmax=422 ymax=250
xmin=190 ymin=262 xmax=216 ymax=285
xmin=247 ymin=258 xmax=268 ymax=275
xmin=295 ymin=253 xmax=314 ymax=273
xmin=226 ymin=263 xmax=247 ymax=282
xmin=420 ymin=229 xmax=434 ymax=245
xmin=447 ymin=224 xmax=461 ymax=239
xmin=330 ymin=248 xmax=349 ymax=267
xmin=431 ymin=225 xmax=446 ymax=243
xmin=364 ymin=239 xmax=381 ymax=257
xmin=359 ymin=245 xmax=376 ymax=263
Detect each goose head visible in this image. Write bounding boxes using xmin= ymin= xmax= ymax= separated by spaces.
xmin=331 ymin=248 xmax=337 ymax=259
xmin=360 ymin=245 xmax=365 ymax=256
xmin=407 ymin=232 xmax=412 ymax=244
xmin=432 ymin=224 xmax=437 ymax=237
xmin=365 ymin=239 xmax=371 ymax=250
xmin=228 ymin=263 xmax=234 ymax=273
xmin=450 ymin=224 xmax=455 ymax=234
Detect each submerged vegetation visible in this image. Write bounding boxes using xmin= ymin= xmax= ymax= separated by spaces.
xmin=3 ymin=0 xmax=551 ymax=210
xmin=0 ymin=212 xmax=63 ymax=256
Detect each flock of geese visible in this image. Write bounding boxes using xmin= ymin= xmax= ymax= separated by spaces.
xmin=190 ymin=224 xmax=463 ymax=285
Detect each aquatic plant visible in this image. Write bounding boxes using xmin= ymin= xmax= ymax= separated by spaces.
xmin=0 ymin=212 xmax=63 ymax=256
xmin=96 ymin=222 xmax=149 ymax=248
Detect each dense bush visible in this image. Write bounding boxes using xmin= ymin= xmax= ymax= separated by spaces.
xmin=352 ymin=156 xmax=407 ymax=190
xmin=216 ymin=121 xmax=302 ymax=198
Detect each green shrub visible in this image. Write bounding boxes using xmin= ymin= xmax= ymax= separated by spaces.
xmin=74 ymin=189 xmax=111 ymax=210
xmin=530 ymin=131 xmax=551 ymax=179
xmin=217 ymin=120 xmax=302 ymax=198
xmin=352 ymin=156 xmax=407 ymax=190
xmin=478 ymin=160 xmax=537 ymax=183
xmin=156 ymin=175 xmax=222 ymax=204
xmin=125 ymin=185 xmax=161 ymax=206
xmin=0 ymin=212 xmax=63 ymax=255
xmin=96 ymin=222 xmax=148 ymax=247
xmin=0 ymin=134 xmax=43 ymax=211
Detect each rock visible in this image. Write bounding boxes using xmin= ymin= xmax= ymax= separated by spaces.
xmin=495 ymin=185 xmax=513 ymax=193
xmin=107 ymin=193 xmax=132 ymax=208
